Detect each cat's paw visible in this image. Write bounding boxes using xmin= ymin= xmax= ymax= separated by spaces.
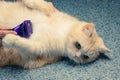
xmin=24 ymin=60 xmax=45 ymax=69
xmin=24 ymin=61 xmax=36 ymax=69
xmin=24 ymin=61 xmax=42 ymax=69
xmin=2 ymin=34 xmax=20 ymax=48
xmin=41 ymin=2 xmax=57 ymax=16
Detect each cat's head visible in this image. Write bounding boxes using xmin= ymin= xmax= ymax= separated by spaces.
xmin=66 ymin=22 xmax=111 ymax=63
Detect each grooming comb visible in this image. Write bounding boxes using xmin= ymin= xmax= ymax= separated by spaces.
xmin=12 ymin=20 xmax=33 ymax=38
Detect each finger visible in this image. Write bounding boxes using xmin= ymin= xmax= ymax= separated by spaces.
xmin=0 ymin=34 xmax=5 ymax=38
xmin=0 ymin=26 xmax=10 ymax=30
xmin=0 ymin=30 xmax=17 ymax=35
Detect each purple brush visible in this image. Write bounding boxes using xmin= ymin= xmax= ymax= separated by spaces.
xmin=12 ymin=20 xmax=33 ymax=38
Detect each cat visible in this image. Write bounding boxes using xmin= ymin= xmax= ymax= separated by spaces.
xmin=0 ymin=0 xmax=111 ymax=69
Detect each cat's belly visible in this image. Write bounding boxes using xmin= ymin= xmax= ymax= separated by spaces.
xmin=0 ymin=2 xmax=48 ymax=29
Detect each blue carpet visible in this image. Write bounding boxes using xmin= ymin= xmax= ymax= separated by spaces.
xmin=0 ymin=0 xmax=120 ymax=80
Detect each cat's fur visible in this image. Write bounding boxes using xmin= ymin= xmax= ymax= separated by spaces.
xmin=0 ymin=0 xmax=111 ymax=69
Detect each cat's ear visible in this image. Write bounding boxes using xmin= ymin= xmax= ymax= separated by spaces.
xmin=82 ymin=23 xmax=95 ymax=37
xmin=99 ymin=44 xmax=112 ymax=53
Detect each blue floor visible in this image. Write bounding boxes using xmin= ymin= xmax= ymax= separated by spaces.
xmin=0 ymin=0 xmax=120 ymax=80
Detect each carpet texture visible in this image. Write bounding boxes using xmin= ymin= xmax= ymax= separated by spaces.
xmin=0 ymin=0 xmax=120 ymax=80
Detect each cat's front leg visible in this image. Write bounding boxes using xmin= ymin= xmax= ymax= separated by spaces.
xmin=22 ymin=0 xmax=57 ymax=16
xmin=2 ymin=34 xmax=44 ymax=56
xmin=2 ymin=34 xmax=20 ymax=48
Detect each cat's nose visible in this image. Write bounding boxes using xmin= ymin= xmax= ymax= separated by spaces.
xmin=82 ymin=55 xmax=89 ymax=59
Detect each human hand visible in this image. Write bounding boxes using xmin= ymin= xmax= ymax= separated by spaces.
xmin=0 ymin=26 xmax=17 ymax=47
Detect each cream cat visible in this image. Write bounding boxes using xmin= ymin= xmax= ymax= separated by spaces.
xmin=0 ymin=0 xmax=111 ymax=69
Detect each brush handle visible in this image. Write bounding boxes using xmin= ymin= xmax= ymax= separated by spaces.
xmin=0 ymin=20 xmax=33 ymax=38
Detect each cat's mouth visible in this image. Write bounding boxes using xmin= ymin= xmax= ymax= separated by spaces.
xmin=72 ymin=53 xmax=100 ymax=64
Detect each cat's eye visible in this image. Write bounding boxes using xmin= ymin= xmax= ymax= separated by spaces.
xmin=75 ymin=41 xmax=81 ymax=49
